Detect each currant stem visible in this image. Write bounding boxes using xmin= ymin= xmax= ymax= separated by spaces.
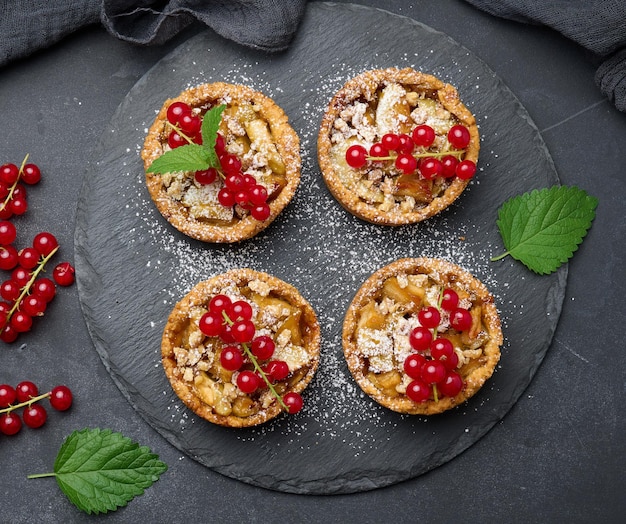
xmin=0 ymin=391 xmax=51 ymax=414
xmin=490 ymin=252 xmax=511 ymax=262
xmin=0 ymin=153 xmax=29 ymax=212
xmin=27 ymin=472 xmax=57 ymax=479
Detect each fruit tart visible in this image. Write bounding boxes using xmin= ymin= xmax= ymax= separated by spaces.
xmin=142 ymin=82 xmax=301 ymax=243
xmin=161 ymin=268 xmax=320 ymax=427
xmin=317 ymin=67 xmax=479 ymax=225
xmin=342 ymin=258 xmax=502 ymax=415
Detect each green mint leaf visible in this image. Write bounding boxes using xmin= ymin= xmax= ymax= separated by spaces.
xmin=28 ymin=428 xmax=168 ymax=515
xmin=493 ymin=185 xmax=598 ymax=275
xmin=146 ymin=143 xmax=211 ymax=174
xmin=201 ymin=104 xmax=226 ymax=169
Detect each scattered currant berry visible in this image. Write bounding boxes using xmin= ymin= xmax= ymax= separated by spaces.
xmin=21 ymin=164 xmax=41 ymax=185
xmin=447 ymin=124 xmax=471 ymax=149
xmin=282 ymin=392 xmax=303 ymax=414
xmin=49 ymin=385 xmax=73 ymax=411
xmin=0 ymin=221 xmax=16 ymax=244
xmin=0 ymin=412 xmax=22 ymax=435
xmin=32 ymin=232 xmax=58 ymax=257
xmin=455 ymin=159 xmax=477 ymax=180
xmin=52 ymin=262 xmax=75 ymax=286
xmin=22 ymin=404 xmax=47 ymax=429
xmin=251 ymin=203 xmax=271 ymax=221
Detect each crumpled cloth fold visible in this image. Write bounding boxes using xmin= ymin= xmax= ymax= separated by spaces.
xmin=465 ymin=0 xmax=626 ymax=111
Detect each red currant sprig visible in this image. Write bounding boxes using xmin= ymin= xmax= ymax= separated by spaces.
xmin=403 ymin=287 xmax=473 ymax=403
xmin=198 ymin=294 xmax=303 ymax=414
xmin=0 ymin=382 xmax=73 ymax=435
xmin=165 ymin=102 xmax=272 ymax=222
xmin=0 ymin=154 xmax=41 ymax=220
xmin=345 ymin=124 xmax=476 ymax=181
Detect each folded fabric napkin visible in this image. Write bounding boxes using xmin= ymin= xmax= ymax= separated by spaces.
xmin=465 ymin=0 xmax=626 ymax=111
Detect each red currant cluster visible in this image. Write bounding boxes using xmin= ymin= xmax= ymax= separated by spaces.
xmin=0 ymin=381 xmax=73 ymax=435
xmin=198 ymin=294 xmax=303 ymax=414
xmin=0 ymin=159 xmax=76 ymax=343
xmin=165 ymin=101 xmax=272 ymax=221
xmin=403 ymin=288 xmax=473 ymax=403
xmin=345 ymin=123 xmax=477 ymax=180
xmin=0 ymin=157 xmax=41 ymax=219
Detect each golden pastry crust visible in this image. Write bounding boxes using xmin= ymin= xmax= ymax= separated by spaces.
xmin=162 ymin=268 xmax=320 ymax=427
xmin=342 ymin=258 xmax=502 ymax=415
xmin=317 ymin=68 xmax=479 ymax=225
xmin=142 ymin=82 xmax=301 ymax=243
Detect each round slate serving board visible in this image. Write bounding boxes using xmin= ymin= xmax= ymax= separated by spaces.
xmin=74 ymin=2 xmax=565 ymax=494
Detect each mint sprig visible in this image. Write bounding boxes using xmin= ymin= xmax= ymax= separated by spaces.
xmin=146 ymin=104 xmax=225 ymax=175
xmin=492 ymin=185 xmax=598 ymax=275
xmin=28 ymin=428 xmax=168 ymax=515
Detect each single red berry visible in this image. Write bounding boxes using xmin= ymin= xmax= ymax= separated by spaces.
xmin=167 ymin=130 xmax=186 ymax=149
xmin=421 ymin=360 xmax=447 ymax=385
xmin=411 ymin=125 xmax=436 ymax=147
xmin=455 ymin=159 xmax=477 ymax=180
xmin=0 ymin=245 xmax=19 ymax=271
xmin=369 ymin=142 xmax=389 ymax=159
xmin=0 ymin=164 xmax=19 ymax=185
xmin=220 ymin=346 xmax=244 ymax=371
xmin=0 ymin=412 xmax=22 ymax=435
xmin=264 ymin=360 xmax=289 ymax=381
xmin=15 ymin=381 xmax=38 ymax=402
xmin=217 ymin=188 xmax=235 ymax=207
xmin=21 ymin=164 xmax=41 ymax=185
xmin=237 ymin=370 xmax=260 ymax=393
xmin=214 ymin=133 xmax=225 ymax=155
xmin=450 ymin=308 xmax=473 ymax=331
xmin=406 ymin=379 xmax=430 ymax=403
xmin=17 ymin=247 xmax=40 ymax=270
xmin=11 ymin=267 xmax=31 ymax=287
xmin=0 ymin=279 xmax=21 ymax=302
xmin=32 ymin=278 xmax=56 ymax=302
xmin=242 ymin=174 xmax=257 ymax=190
xmin=0 ymin=182 xmax=8 ymax=199
xmin=409 ymin=326 xmax=432 ymax=352
xmin=198 ymin=311 xmax=223 ymax=337
xmin=53 ymin=262 xmax=75 ymax=286
xmin=447 ymin=125 xmax=471 ymax=149
xmin=381 ymin=133 xmax=401 ymax=151
xmin=10 ymin=311 xmax=32 ymax=333
xmin=430 ymin=338 xmax=454 ymax=360
xmin=439 ymin=371 xmax=464 ymax=397
xmin=0 ymin=324 xmax=18 ymax=343
xmin=49 ymin=385 xmax=73 ymax=411
xmin=224 ymin=172 xmax=245 ymax=192
xmin=441 ymin=155 xmax=459 ymax=178
xmin=0 ymin=384 xmax=17 ymax=408
xmin=441 ymin=288 xmax=459 ymax=311
xmin=209 ymin=294 xmax=232 ymax=315
xmin=230 ymin=300 xmax=253 ymax=322
xmin=194 ymin=168 xmax=218 ymax=185
xmin=220 ymin=323 xmax=235 ymax=343
xmin=220 ymin=154 xmax=242 ymax=176
xmin=248 ymin=185 xmax=268 ymax=206
xmin=418 ymin=306 xmax=441 ymax=329
xmin=395 ymin=153 xmax=418 ymax=175
xmin=23 ymin=404 xmax=47 ymax=429
xmin=12 ymin=184 xmax=26 ymax=199
xmin=178 ymin=114 xmax=201 ymax=136
xmin=282 ymin=392 xmax=303 ymax=414
xmin=251 ymin=204 xmax=271 ymax=221
xmin=345 ymin=145 xmax=368 ymax=168
xmin=20 ymin=294 xmax=46 ymax=317
xmin=397 ymin=134 xmax=415 ymax=154
xmin=32 ymin=232 xmax=58 ymax=257
xmin=251 ymin=335 xmax=275 ymax=360
xmin=404 ymin=353 xmax=427 ymax=379
xmin=232 ymin=320 xmax=255 ymax=343
xmin=0 ymin=221 xmax=16 ymax=244
xmin=234 ymin=190 xmax=249 ymax=207
xmin=419 ymin=158 xmax=443 ymax=179
xmin=9 ymin=197 xmax=27 ymax=216
xmin=166 ymin=101 xmax=192 ymax=125
xmin=441 ymin=350 xmax=459 ymax=371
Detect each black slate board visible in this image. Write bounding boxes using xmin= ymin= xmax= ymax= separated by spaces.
xmin=74 ymin=2 xmax=565 ymax=494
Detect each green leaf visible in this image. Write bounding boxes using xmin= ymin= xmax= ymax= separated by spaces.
xmin=201 ymin=104 xmax=226 ymax=169
xmin=28 ymin=428 xmax=168 ymax=515
xmin=146 ymin=143 xmax=211 ymax=174
xmin=493 ymin=185 xmax=598 ymax=275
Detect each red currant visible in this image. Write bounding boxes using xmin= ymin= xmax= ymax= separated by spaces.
xmin=194 ymin=168 xmax=218 ymax=185
xmin=49 ymin=385 xmax=73 ymax=411
xmin=411 ymin=125 xmax=436 ymax=147
xmin=404 ymin=353 xmax=427 ymax=379
xmin=20 ymin=294 xmax=48 ymax=316
xmin=381 ymin=133 xmax=400 ymax=151
xmin=217 ymin=188 xmax=235 ymax=207
xmin=230 ymin=300 xmax=253 ymax=322
xmin=251 ymin=203 xmax=271 ymax=221
xmin=21 ymin=163 xmax=41 ymax=185
xmin=9 ymin=197 xmax=27 ymax=216
xmin=237 ymin=370 xmax=260 ymax=393
xmin=447 ymin=125 xmax=471 ymax=149
xmin=12 ymin=267 xmax=32 ymax=287
xmin=282 ymin=392 xmax=303 ymax=414
xmin=395 ymin=153 xmax=418 ymax=175
xmin=178 ymin=114 xmax=201 ymax=136
xmin=198 ymin=311 xmax=223 ymax=337
xmin=234 ymin=190 xmax=249 ymax=207
xmin=249 ymin=185 xmax=268 ymax=206
xmin=450 ymin=308 xmax=473 ymax=331
xmin=15 ymin=381 xmax=38 ymax=402
xmin=0 ymin=245 xmax=19 ymax=271
xmin=0 ymin=280 xmax=20 ymax=302
xmin=455 ymin=160 xmax=477 ymax=180
xmin=17 ymin=247 xmax=39 ymax=269
xmin=166 ymin=101 xmax=192 ymax=125
xmin=23 ymin=404 xmax=47 ymax=428
xmin=369 ymin=143 xmax=389 ymax=159
xmin=167 ymin=130 xmax=186 ymax=149
xmin=0 ymin=221 xmax=16 ymax=244
xmin=32 ymin=278 xmax=56 ymax=302
xmin=0 ymin=384 xmax=16 ymax=408
xmin=220 ymin=155 xmax=242 ymax=177
xmin=345 ymin=145 xmax=368 ymax=168
xmin=397 ymin=134 xmax=415 ymax=154
xmin=0 ymin=323 xmax=18 ymax=343
xmin=209 ymin=294 xmax=232 ymax=315
xmin=430 ymin=338 xmax=454 ymax=360
xmin=251 ymin=335 xmax=275 ymax=360
xmin=214 ymin=133 xmax=225 ymax=155
xmin=419 ymin=158 xmax=443 ymax=179
xmin=231 ymin=320 xmax=255 ymax=343
xmin=406 ymin=379 xmax=430 ymax=402
xmin=418 ymin=306 xmax=441 ymax=329
xmin=441 ymin=155 xmax=459 ymax=178
xmin=224 ymin=172 xmax=245 ymax=192
xmin=264 ymin=360 xmax=289 ymax=381
xmin=10 ymin=311 xmax=32 ymax=333
xmin=441 ymin=288 xmax=459 ymax=311
xmin=439 ymin=371 xmax=463 ymax=397
xmin=421 ymin=360 xmax=446 ymax=384
xmin=32 ymin=232 xmax=58 ymax=257
xmin=220 ymin=346 xmax=244 ymax=371
xmin=53 ymin=262 xmax=75 ymax=286
xmin=441 ymin=350 xmax=459 ymax=370
xmin=409 ymin=326 xmax=432 ymax=352
xmin=0 ymin=412 xmax=22 ymax=435
xmin=0 ymin=164 xmax=19 ymax=185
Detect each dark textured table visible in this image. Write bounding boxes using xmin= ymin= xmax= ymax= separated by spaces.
xmin=1 ymin=1 xmax=624 ymax=522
